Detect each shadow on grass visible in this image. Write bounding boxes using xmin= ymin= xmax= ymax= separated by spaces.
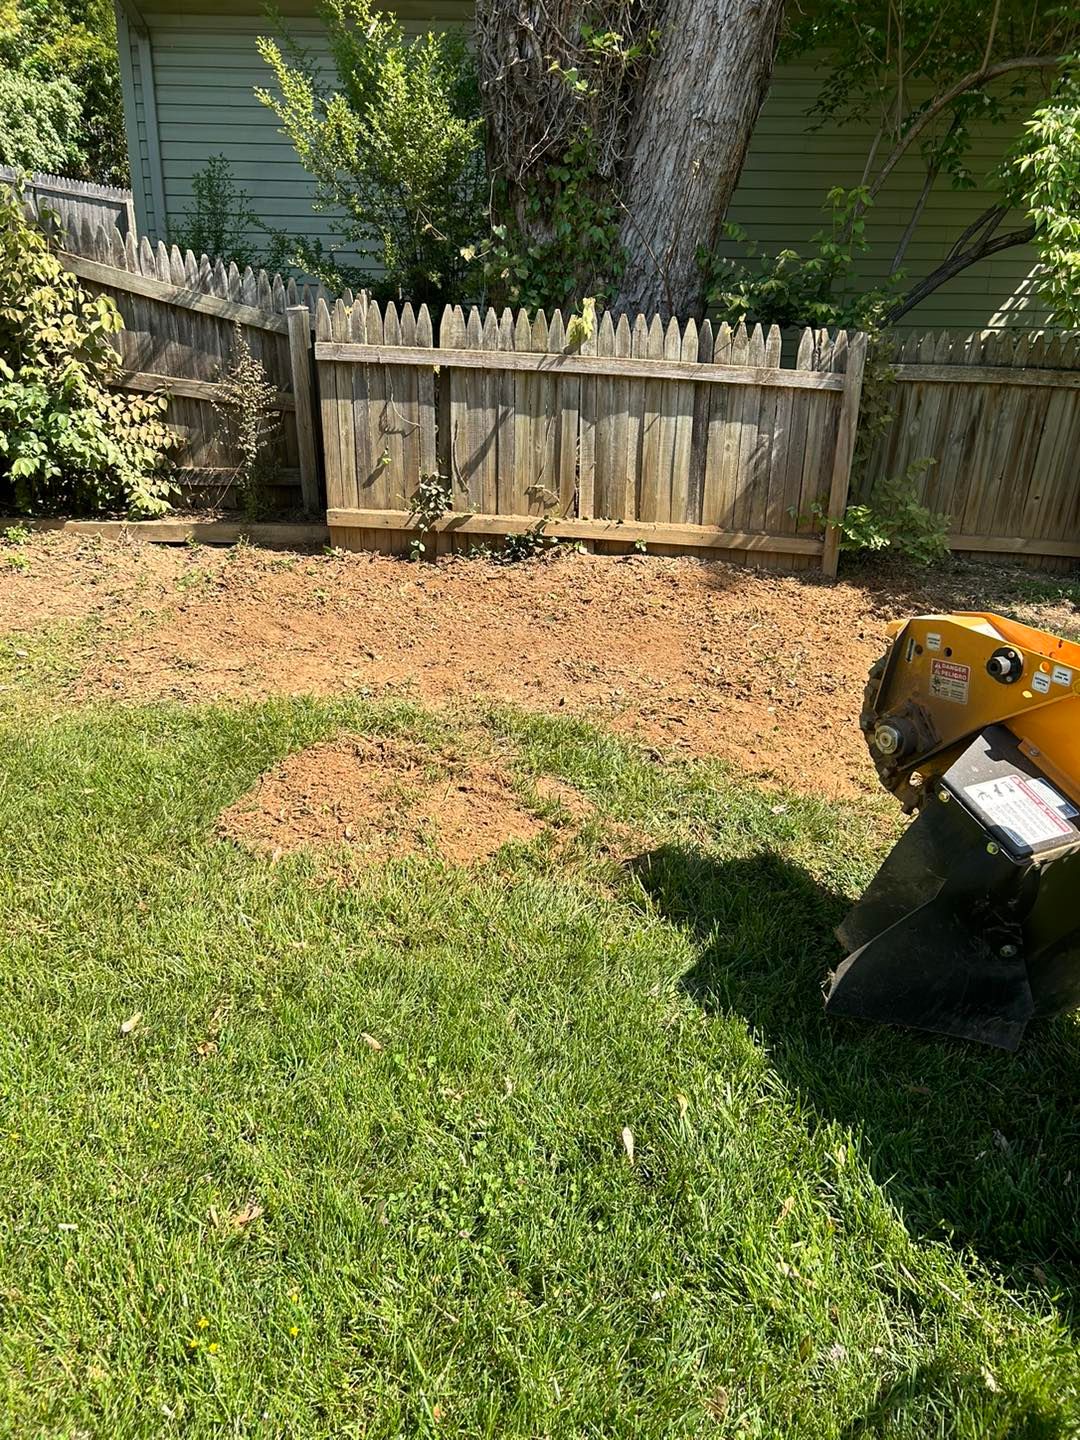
xmin=835 ymin=1359 xmax=1067 ymax=1440
xmin=633 ymin=844 xmax=1080 ymax=1320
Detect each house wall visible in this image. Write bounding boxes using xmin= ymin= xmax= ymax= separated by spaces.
xmin=117 ymin=0 xmax=1050 ymax=332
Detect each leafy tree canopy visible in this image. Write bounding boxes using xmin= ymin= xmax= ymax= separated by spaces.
xmin=709 ymin=0 xmax=1080 ymax=329
xmin=0 ymin=0 xmax=127 ymax=184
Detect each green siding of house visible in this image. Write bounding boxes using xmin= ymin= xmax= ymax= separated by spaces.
xmin=117 ymin=0 xmax=1049 ymax=331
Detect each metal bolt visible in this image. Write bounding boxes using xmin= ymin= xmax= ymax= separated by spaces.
xmin=1000 ymin=944 xmax=1018 ymax=958
xmin=874 ymin=723 xmax=903 ymax=756
xmin=986 ymin=842 xmax=1000 ymax=855
xmin=938 ymin=789 xmax=950 ymax=803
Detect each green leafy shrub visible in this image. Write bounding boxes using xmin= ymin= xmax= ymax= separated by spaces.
xmin=1009 ymin=76 xmax=1080 ymax=328
xmin=171 ymin=155 xmax=264 ymax=271
xmin=701 ymin=188 xmax=893 ymax=331
xmin=479 ymin=138 xmax=625 ymax=312
xmin=1 ymin=0 xmax=127 ymax=184
xmin=0 ymin=67 xmax=82 ymax=174
xmin=0 ymin=185 xmax=178 ymax=516
xmin=806 ymin=460 xmax=949 ymax=566
xmin=256 ymin=0 xmax=485 ymax=304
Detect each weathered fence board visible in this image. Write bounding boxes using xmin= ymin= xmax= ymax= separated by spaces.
xmin=317 ymin=303 xmax=867 ymax=571
xmin=61 ymin=221 xmax=330 ymax=511
xmin=2 ymin=164 xmax=135 ymax=238
xmin=868 ymin=329 xmax=1080 ymax=565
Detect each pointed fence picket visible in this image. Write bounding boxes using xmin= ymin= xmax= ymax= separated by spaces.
xmin=317 ymin=303 xmax=866 ymax=572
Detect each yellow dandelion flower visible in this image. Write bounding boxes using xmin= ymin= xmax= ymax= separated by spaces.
xmin=197 ymin=1317 xmax=209 ymax=1329
xmin=187 ymin=1338 xmax=201 ymax=1350
xmin=207 ymin=1342 xmax=220 ymax=1355
xmin=289 ymin=1325 xmax=299 ymax=1337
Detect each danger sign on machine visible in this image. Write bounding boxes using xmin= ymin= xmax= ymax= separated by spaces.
xmin=929 ymin=658 xmax=971 ymax=704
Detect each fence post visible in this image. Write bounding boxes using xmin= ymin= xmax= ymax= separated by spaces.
xmin=287 ymin=305 xmax=322 ymax=515
xmin=821 ymin=330 xmax=868 ymax=578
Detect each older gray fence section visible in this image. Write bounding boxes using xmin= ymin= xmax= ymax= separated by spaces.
xmin=1 ymin=165 xmax=136 ymax=239
xmin=60 ymin=222 xmax=326 ymax=512
xmin=867 ymin=330 xmax=1080 ymax=566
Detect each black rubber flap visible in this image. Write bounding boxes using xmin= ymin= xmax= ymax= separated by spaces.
xmin=827 ymin=898 xmax=1034 ymax=1050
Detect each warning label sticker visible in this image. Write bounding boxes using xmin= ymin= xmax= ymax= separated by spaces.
xmin=1052 ymin=663 xmax=1073 ymax=687
xmin=1033 ymin=671 xmax=1052 ymax=694
xmin=930 ymin=658 xmax=970 ymax=704
xmin=926 ymin=632 xmax=942 ymax=652
xmin=965 ymin=774 xmax=1074 ymax=849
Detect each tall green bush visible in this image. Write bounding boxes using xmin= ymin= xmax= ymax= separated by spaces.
xmin=0 ymin=0 xmax=127 ymax=184
xmin=171 ymin=155 xmax=264 ymax=272
xmin=255 ymin=0 xmax=485 ymax=304
xmin=0 ymin=186 xmax=177 ymax=516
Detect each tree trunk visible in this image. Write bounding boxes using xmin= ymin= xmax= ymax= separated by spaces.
xmin=475 ymin=0 xmax=785 ymax=318
xmin=613 ymin=0 xmax=785 ymax=318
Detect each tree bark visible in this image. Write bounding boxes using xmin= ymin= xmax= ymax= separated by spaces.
xmin=613 ymin=0 xmax=786 ymax=318
xmin=475 ymin=0 xmax=786 ymax=319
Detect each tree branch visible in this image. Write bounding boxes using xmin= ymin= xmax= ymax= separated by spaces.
xmin=867 ymin=54 xmax=1065 ymax=207
xmin=944 ymin=204 xmax=1005 ymax=262
xmin=887 ymin=222 xmax=1037 ymax=323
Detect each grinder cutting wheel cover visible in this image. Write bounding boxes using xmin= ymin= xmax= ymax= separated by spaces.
xmin=826 ymin=611 xmax=1080 ymax=1050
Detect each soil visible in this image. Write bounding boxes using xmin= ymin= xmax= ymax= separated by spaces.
xmin=3 ymin=530 xmax=1077 ymax=801
xmin=218 ymin=734 xmax=545 ymax=866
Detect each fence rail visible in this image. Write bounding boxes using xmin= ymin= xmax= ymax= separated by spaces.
xmin=868 ymin=329 xmax=1080 ymax=565
xmin=24 ymin=212 xmax=1080 ymax=571
xmin=315 ymin=298 xmax=867 ymax=574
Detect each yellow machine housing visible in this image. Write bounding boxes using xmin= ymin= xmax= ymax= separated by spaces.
xmin=827 ymin=612 xmax=1080 ymax=1050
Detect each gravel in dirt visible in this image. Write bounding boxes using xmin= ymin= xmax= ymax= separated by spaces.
xmin=218 ymin=734 xmax=544 ymax=866
xmin=3 ymin=531 xmax=1077 ymax=801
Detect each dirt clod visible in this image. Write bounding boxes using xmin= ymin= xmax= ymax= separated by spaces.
xmin=219 ymin=735 xmax=543 ymax=866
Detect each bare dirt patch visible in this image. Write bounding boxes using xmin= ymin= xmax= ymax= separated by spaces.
xmin=5 ymin=530 xmax=1078 ymax=801
xmin=219 ymin=734 xmax=546 ymax=866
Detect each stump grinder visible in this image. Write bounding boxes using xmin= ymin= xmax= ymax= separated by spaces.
xmin=826 ymin=611 xmax=1080 ymax=1049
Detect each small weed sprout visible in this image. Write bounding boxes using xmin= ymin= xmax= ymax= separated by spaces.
xmin=498 ymin=521 xmax=557 ymax=564
xmin=2 ymin=524 xmax=31 ymax=545
xmin=211 ymin=325 xmax=282 ymax=518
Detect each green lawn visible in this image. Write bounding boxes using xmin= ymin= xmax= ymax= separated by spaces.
xmin=0 ymin=628 xmax=1077 ymax=1439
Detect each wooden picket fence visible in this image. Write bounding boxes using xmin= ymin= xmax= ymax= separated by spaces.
xmin=315 ymin=298 xmax=867 ymax=574
xmin=60 ymin=222 xmax=326 ymax=511
xmin=867 ymin=330 xmax=1080 ymax=565
xmin=2 ymin=164 xmax=136 ymax=240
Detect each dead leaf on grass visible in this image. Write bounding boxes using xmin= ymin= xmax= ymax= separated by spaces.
xmin=119 ymin=1012 xmax=142 ymax=1035
xmin=675 ymin=1092 xmax=689 ymax=1122
xmin=704 ymin=1387 xmax=729 ymax=1420
xmin=210 ymin=1200 xmax=265 ymax=1232
xmin=621 ymin=1126 xmax=635 ymax=1165
xmin=360 ymin=1032 xmax=383 ymax=1052
xmin=775 ymin=1195 xmax=795 ymax=1227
